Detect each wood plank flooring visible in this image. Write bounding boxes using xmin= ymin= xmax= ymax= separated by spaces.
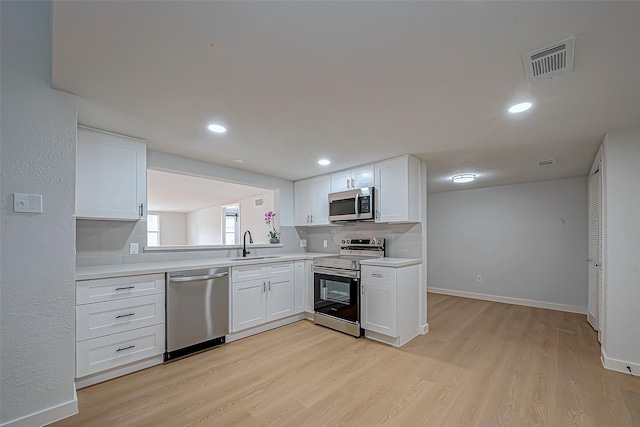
xmin=52 ymin=293 xmax=640 ymax=426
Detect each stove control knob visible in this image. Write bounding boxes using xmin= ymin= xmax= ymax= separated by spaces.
xmin=377 ymin=239 xmax=382 ymax=245
xmin=341 ymin=239 xmax=346 ymax=245
xmin=346 ymin=239 xmax=351 ymax=244
xmin=370 ymin=239 xmax=375 ymax=245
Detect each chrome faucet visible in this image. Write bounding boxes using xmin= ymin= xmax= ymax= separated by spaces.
xmin=243 ymin=230 xmax=253 ymax=257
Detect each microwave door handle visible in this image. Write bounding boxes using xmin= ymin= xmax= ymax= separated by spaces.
xmin=354 ymin=192 xmax=360 ymax=216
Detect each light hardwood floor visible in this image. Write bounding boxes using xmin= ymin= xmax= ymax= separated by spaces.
xmin=53 ymin=293 xmax=640 ymax=426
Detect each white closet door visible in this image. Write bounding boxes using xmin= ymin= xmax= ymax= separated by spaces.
xmin=587 ymin=168 xmax=601 ymax=333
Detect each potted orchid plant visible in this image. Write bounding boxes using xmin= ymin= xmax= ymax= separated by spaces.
xmin=264 ymin=210 xmax=280 ymax=243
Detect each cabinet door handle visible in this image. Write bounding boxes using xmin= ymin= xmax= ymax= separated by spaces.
xmin=115 ymin=286 xmax=135 ymax=291
xmin=306 ymin=215 xmax=309 ymax=224
xmin=351 ymin=178 xmax=355 ymax=189
xmin=371 ymin=273 xmax=383 ymax=278
xmin=115 ymin=313 xmax=135 ymax=319
xmin=268 ymin=281 xmax=271 ymax=291
xmin=347 ymin=178 xmax=350 ymax=189
xmin=263 ymin=282 xmax=266 ymax=292
xmin=310 ymin=214 xmax=314 ymax=223
xmin=116 ymin=345 xmax=135 ymax=352
xmin=139 ymin=203 xmax=144 ymax=217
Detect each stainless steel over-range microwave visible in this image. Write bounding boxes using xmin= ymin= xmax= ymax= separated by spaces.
xmin=328 ymin=187 xmax=374 ymax=222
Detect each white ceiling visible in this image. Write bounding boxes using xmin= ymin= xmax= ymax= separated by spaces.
xmin=52 ymin=1 xmax=640 ymax=193
xmin=147 ymin=169 xmax=270 ymax=213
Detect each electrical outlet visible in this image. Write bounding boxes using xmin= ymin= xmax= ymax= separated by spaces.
xmin=477 ymin=274 xmax=482 ymax=282
xmin=323 ymin=240 xmax=328 ymax=248
xmin=129 ymin=243 xmax=139 ymax=255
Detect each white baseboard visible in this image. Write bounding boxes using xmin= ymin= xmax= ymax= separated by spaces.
xmin=418 ymin=323 xmax=429 ymax=335
xmin=1 ymin=385 xmax=78 ymax=427
xmin=226 ymin=313 xmax=306 ymax=343
xmin=601 ymin=348 xmax=640 ymax=375
xmin=428 ymin=287 xmax=587 ymax=314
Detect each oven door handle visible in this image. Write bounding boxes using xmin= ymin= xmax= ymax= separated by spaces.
xmin=313 ymin=266 xmax=360 ymax=279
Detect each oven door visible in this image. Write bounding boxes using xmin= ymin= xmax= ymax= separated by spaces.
xmin=314 ymin=267 xmax=359 ymax=324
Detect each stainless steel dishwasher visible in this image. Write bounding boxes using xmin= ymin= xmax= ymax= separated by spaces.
xmin=165 ymin=267 xmax=229 ymax=361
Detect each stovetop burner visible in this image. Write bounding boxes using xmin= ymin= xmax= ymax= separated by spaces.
xmin=314 ymin=237 xmax=385 ymax=270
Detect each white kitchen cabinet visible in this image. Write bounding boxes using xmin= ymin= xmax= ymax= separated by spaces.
xmin=374 ymin=155 xmax=420 ymax=223
xmin=361 ymin=264 xmax=419 ymax=347
xmin=330 ymin=164 xmax=375 ymax=192
xmin=75 ymin=273 xmax=165 ymax=388
xmin=232 ymin=278 xmax=267 ymax=331
xmin=231 ymin=262 xmax=296 ymax=332
xmin=294 ymin=260 xmax=315 ymax=315
xmin=294 ymin=175 xmax=331 ymax=226
xmin=76 ymin=126 xmax=147 ymax=221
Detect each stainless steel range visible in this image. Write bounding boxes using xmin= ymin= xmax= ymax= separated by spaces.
xmin=313 ymin=238 xmax=385 ymax=337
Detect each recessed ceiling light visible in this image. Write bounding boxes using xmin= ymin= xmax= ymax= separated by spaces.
xmin=233 ymin=159 xmax=246 ymax=164
xmin=207 ymin=124 xmax=227 ymax=133
xmin=451 ymin=174 xmax=476 ymax=183
xmin=318 ymin=159 xmax=331 ymax=166
xmin=508 ymin=102 xmax=532 ymax=114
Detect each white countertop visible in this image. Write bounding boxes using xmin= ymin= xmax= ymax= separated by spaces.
xmin=76 ymin=252 xmax=333 ymax=281
xmin=359 ymin=257 xmax=422 ymax=268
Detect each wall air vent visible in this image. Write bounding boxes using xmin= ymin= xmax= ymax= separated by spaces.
xmin=523 ymin=36 xmax=575 ymax=85
xmin=537 ymin=159 xmax=557 ymax=168
xmin=255 ymin=198 xmax=263 ymax=207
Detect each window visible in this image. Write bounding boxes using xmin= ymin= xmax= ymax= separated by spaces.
xmin=224 ymin=204 xmax=240 ymax=245
xmin=147 ymin=214 xmax=160 ymax=246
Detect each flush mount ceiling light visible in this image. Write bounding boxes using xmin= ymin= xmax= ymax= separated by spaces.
xmin=207 ymin=124 xmax=227 ymax=133
xmin=232 ymin=159 xmax=246 ymax=163
xmin=451 ymin=174 xmax=476 ymax=184
xmin=318 ymin=159 xmax=331 ymax=166
xmin=508 ymin=102 xmax=533 ymax=114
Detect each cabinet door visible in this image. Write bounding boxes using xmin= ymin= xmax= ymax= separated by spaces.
xmin=294 ymin=179 xmax=311 ymax=226
xmin=362 ymin=282 xmax=397 ymax=337
xmin=330 ymin=170 xmax=352 ymax=192
xmin=266 ymin=275 xmax=295 ymax=322
xmin=232 ymin=279 xmax=266 ymax=332
xmin=309 ymin=175 xmax=331 ymax=225
xmin=294 ymin=261 xmax=305 ymax=314
xmin=305 ymin=260 xmax=314 ymax=312
xmin=375 ymin=157 xmax=409 ymax=223
xmin=76 ymin=127 xmax=146 ymax=221
xmin=352 ymin=164 xmax=375 ymax=189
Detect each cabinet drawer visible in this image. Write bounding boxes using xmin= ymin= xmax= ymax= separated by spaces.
xmin=362 ymin=266 xmax=396 ymax=284
xmin=266 ymin=262 xmax=294 ymax=277
xmin=77 ymin=274 xmax=165 ymax=305
xmin=76 ymin=324 xmax=164 ymax=378
xmin=76 ymin=294 xmax=165 ymax=341
xmin=232 ymin=266 xmax=266 ymax=282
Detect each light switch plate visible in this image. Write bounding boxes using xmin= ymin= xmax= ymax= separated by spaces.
xmin=323 ymin=240 xmax=328 ymax=248
xmin=300 ymin=239 xmax=307 ymax=248
xmin=14 ymin=193 xmax=43 ymax=213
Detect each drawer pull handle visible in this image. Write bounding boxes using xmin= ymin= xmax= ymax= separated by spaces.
xmin=116 ymin=345 xmax=135 ymax=352
xmin=115 ymin=286 xmax=135 ymax=291
xmin=371 ymin=273 xmax=383 ymax=278
xmin=115 ymin=313 xmax=135 ymax=319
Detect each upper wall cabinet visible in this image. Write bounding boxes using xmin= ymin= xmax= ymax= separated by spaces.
xmin=330 ymin=164 xmax=375 ymax=192
xmin=374 ymin=155 xmax=421 ymax=223
xmin=294 ymin=175 xmax=331 ymax=226
xmin=76 ymin=126 xmax=147 ymax=221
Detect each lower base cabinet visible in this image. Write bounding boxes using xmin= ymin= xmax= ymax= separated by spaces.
xmin=361 ymin=264 xmax=419 ymax=347
xmin=231 ymin=262 xmax=296 ymax=332
xmin=75 ymin=273 xmax=165 ymax=388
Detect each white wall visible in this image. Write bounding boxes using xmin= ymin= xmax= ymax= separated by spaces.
xmin=601 ymin=126 xmax=640 ymax=371
xmin=427 ymin=177 xmax=588 ymax=311
xmin=187 ymin=206 xmax=222 ymax=245
xmin=239 ymin=192 xmax=275 ymax=244
xmin=151 ymin=211 xmax=188 ymax=245
xmin=0 ymin=1 xmax=78 ymax=425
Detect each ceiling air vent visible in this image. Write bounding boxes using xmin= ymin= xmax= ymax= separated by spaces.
xmin=523 ymin=36 xmax=575 ymax=85
xmin=537 ymin=159 xmax=557 ymax=168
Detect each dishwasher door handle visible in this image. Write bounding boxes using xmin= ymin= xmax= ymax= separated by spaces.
xmin=170 ymin=272 xmax=229 ymax=283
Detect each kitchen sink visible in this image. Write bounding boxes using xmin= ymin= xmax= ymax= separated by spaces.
xmin=228 ymin=256 xmax=281 ymax=261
